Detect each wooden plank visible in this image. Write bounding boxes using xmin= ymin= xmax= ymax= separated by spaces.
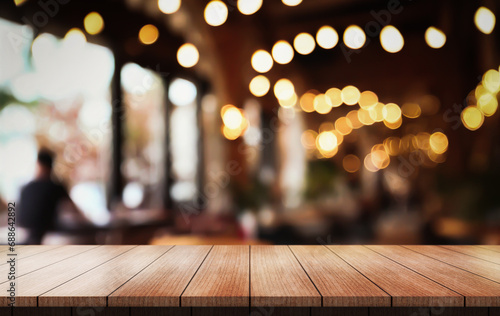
xmin=0 ymin=245 xmax=97 ymax=283
xmin=1 ymin=246 xmax=135 ymax=306
xmin=478 ymin=245 xmax=500 ymax=253
xmin=404 ymin=246 xmax=500 ymax=284
xmin=109 ymin=245 xmax=212 ymax=307
xmin=39 ymin=246 xmax=172 ymax=307
xmin=0 ymin=246 xmax=62 ymax=265
xmin=440 ymin=246 xmax=500 ymax=265
xmin=251 ymin=245 xmax=321 ymax=307
xmin=367 ymin=246 xmax=500 ymax=307
xmin=182 ymin=245 xmax=249 ymax=307
xmin=328 ymin=246 xmax=463 ymax=307
xmin=130 ymin=307 xmax=190 ymax=316
xmin=290 ymin=246 xmax=390 ymax=307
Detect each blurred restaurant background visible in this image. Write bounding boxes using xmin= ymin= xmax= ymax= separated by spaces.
xmin=0 ymin=0 xmax=499 ymax=245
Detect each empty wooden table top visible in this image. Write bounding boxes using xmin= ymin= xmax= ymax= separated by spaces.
xmin=2 ymin=245 xmax=500 ymax=308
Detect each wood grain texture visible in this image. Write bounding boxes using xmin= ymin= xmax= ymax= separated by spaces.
xmin=290 ymin=246 xmax=390 ymax=307
xmin=0 ymin=245 xmax=97 ymax=283
xmin=251 ymin=245 xmax=321 ymax=307
xmin=0 ymin=246 xmax=62 ymax=264
xmin=367 ymin=245 xmax=500 ymax=307
xmin=182 ymin=245 xmax=249 ymax=307
xmin=478 ymin=245 xmax=500 ymax=253
xmin=405 ymin=246 xmax=500 ymax=284
xmin=440 ymin=246 xmax=500 ymax=264
xmin=109 ymin=245 xmax=212 ymax=307
xmin=40 ymin=246 xmax=172 ymax=307
xmin=2 ymin=246 xmax=134 ymax=306
xmin=328 ymin=246 xmax=463 ymax=307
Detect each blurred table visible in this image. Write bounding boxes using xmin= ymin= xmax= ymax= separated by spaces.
xmin=1 ymin=245 xmax=500 ymax=316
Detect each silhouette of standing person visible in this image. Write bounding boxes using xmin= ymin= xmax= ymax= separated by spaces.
xmin=18 ymin=149 xmax=80 ymax=244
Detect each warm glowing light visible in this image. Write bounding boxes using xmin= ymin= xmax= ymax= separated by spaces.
xmin=204 ymin=1 xmax=228 ymax=27
xmin=429 ymin=132 xmax=448 ymax=154
xmin=326 ymin=88 xmax=342 ymax=107
xmin=300 ymin=92 xmax=316 ymax=113
xmin=301 ymin=130 xmax=317 ymax=149
xmin=319 ymin=122 xmax=334 ymax=132
xmin=382 ymin=103 xmax=402 ymax=123
xmin=369 ymin=102 xmax=385 ymax=122
xmin=343 ymin=25 xmax=366 ymax=49
xmin=237 ymin=0 xmax=262 ymax=15
xmin=384 ymin=137 xmax=401 ymax=156
xmin=274 ymin=79 xmax=295 ymax=100
xmin=222 ymin=105 xmax=244 ymax=129
xmin=84 ymin=12 xmax=104 ymax=35
xmin=249 ymin=75 xmax=270 ymax=97
xmin=364 ymin=154 xmax=379 ymax=172
xmin=474 ymin=7 xmax=496 ymax=34
xmin=272 ymin=40 xmax=294 ymax=64
xmin=158 ymin=0 xmax=181 ymax=14
xmin=461 ymin=106 xmax=484 ymax=131
xmin=177 ymin=43 xmax=199 ymax=68
xmin=482 ymin=69 xmax=500 ymax=93
xmin=401 ymin=103 xmax=421 ymax=118
xmin=416 ymin=133 xmax=430 ymax=150
xmin=279 ymin=93 xmax=298 ymax=108
xmin=293 ymin=33 xmax=316 ymax=55
xmin=425 ymin=27 xmax=446 ymax=49
xmin=64 ymin=28 xmax=87 ymax=47
xmin=139 ymin=24 xmax=159 ymax=45
xmin=251 ymin=50 xmax=273 ymax=73
xmin=357 ymin=109 xmax=374 ymax=125
xmin=477 ymin=93 xmax=498 ymax=117
xmin=282 ymin=0 xmax=302 ymax=6
xmin=335 ymin=117 xmax=353 ymax=135
xmin=346 ymin=110 xmax=363 ymax=129
xmin=380 ymin=25 xmax=404 ymax=53
xmin=358 ymin=91 xmax=378 ymax=110
xmin=343 ymin=155 xmax=360 ymax=173
xmin=316 ymin=26 xmax=339 ymax=49
xmin=317 ymin=131 xmax=338 ymax=152
xmin=223 ymin=125 xmax=243 ymax=140
xmin=341 ymin=85 xmax=361 ymax=105
xmin=314 ymin=94 xmax=332 ymax=114
xmin=384 ymin=116 xmax=402 ymax=129
xmin=371 ymin=148 xmax=390 ymax=169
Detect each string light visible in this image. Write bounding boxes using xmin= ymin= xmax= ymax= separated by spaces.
xmin=425 ymin=27 xmax=446 ymax=49
xmin=249 ymin=75 xmax=270 ymax=97
xmin=282 ymin=0 xmax=302 ymax=6
xmin=380 ymin=25 xmax=404 ymax=53
xmin=474 ymin=7 xmax=496 ymax=34
xmin=177 ymin=43 xmax=199 ymax=68
xmin=251 ymin=50 xmax=273 ymax=73
xmin=83 ymin=12 xmax=104 ymax=35
xmin=294 ymin=33 xmax=315 ymax=55
xmin=204 ymin=1 xmax=228 ymax=27
xmin=138 ymin=24 xmax=159 ymax=45
xmin=343 ymin=25 xmax=365 ymax=49
xmin=272 ymin=40 xmax=294 ymax=64
xmin=237 ymin=0 xmax=262 ymax=15
xmin=158 ymin=0 xmax=181 ymax=14
xmin=316 ymin=26 xmax=339 ymax=49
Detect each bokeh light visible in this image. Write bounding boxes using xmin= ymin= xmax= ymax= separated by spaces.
xmin=474 ymin=7 xmax=496 ymax=34
xmin=382 ymin=103 xmax=402 ymax=123
xmin=274 ymin=78 xmax=295 ymax=100
xmin=341 ymin=85 xmax=361 ymax=105
xmin=249 ymin=75 xmax=270 ymax=97
xmin=177 ymin=43 xmax=199 ymax=68
xmin=461 ymin=106 xmax=484 ymax=131
xmin=237 ymin=0 xmax=262 ymax=15
xmin=425 ymin=27 xmax=446 ymax=49
xmin=335 ymin=117 xmax=353 ymax=135
xmin=293 ymin=33 xmax=316 ymax=55
xmin=138 ymin=24 xmax=159 ymax=45
xmin=204 ymin=1 xmax=228 ymax=27
xmin=222 ymin=105 xmax=244 ymax=129
xmin=158 ymin=0 xmax=181 ymax=14
xmin=300 ymin=92 xmax=316 ymax=113
xmin=314 ymin=94 xmax=332 ymax=114
xmin=482 ymin=69 xmax=500 ymax=93
xmin=429 ymin=132 xmax=448 ymax=154
xmin=317 ymin=131 xmax=338 ymax=152
xmin=380 ymin=25 xmax=404 ymax=53
xmin=251 ymin=50 xmax=273 ymax=73
xmin=282 ymin=0 xmax=302 ymax=6
xmin=272 ymin=40 xmax=294 ymax=64
xmin=316 ymin=26 xmax=339 ymax=49
xmin=343 ymin=154 xmax=360 ymax=173
xmin=83 ymin=12 xmax=104 ymax=35
xmin=326 ymin=88 xmax=343 ymax=107
xmin=343 ymin=25 xmax=366 ymax=49
xmin=401 ymin=103 xmax=421 ymax=118
xmin=358 ymin=91 xmax=378 ymax=110
xmin=477 ymin=93 xmax=498 ymax=116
